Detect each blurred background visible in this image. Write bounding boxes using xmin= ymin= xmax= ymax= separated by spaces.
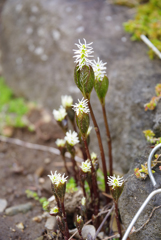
xmin=0 ymin=0 xmax=161 ymax=173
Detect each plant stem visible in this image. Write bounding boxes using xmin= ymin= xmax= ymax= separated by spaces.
xmin=82 ymin=137 xmax=99 ymax=216
xmin=61 ymin=202 xmax=70 ymax=240
xmin=101 ymin=104 xmax=113 ymax=176
xmin=62 ymin=155 xmax=70 ymax=176
xmin=71 ymin=156 xmax=78 ymax=184
xmin=114 ymin=201 xmax=122 ymax=239
xmin=88 ymin=101 xmax=109 ymax=194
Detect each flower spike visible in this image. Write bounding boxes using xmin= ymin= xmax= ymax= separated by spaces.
xmin=72 ymin=97 xmax=90 ymax=116
xmin=107 ymin=175 xmax=124 ymax=189
xmin=92 ymin=57 xmax=107 ymax=81
xmin=53 ymin=106 xmax=67 ymax=121
xmin=61 ymin=95 xmax=73 ymax=108
xmin=65 ymin=130 xmax=79 ymax=146
xmin=73 ymin=38 xmax=94 ymax=70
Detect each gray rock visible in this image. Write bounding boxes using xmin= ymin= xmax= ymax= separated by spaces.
xmin=1 ymin=0 xmax=161 ymax=173
xmin=0 ymin=199 xmax=7 ymax=212
xmin=119 ymin=154 xmax=161 ymax=240
xmin=5 ymin=202 xmax=33 ymax=216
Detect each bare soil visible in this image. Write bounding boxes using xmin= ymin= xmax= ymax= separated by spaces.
xmin=0 ymin=114 xmax=67 ymax=240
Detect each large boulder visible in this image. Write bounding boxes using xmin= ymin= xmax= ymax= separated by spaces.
xmin=119 ymin=149 xmax=161 ymax=240
xmin=1 ymin=0 xmax=161 ymax=173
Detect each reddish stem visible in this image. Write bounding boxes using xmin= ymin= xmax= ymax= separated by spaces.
xmin=88 ymin=101 xmax=109 ymax=194
xmin=82 ymin=137 xmax=99 ymax=217
xmin=62 ymin=155 xmax=70 ymax=176
xmin=61 ymin=202 xmax=70 ymax=239
xmin=102 ymin=104 xmax=113 ymax=176
xmin=114 ymin=202 xmax=122 ymax=239
xmin=71 ymin=156 xmax=78 ymax=184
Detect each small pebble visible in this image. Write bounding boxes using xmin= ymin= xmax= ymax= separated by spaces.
xmin=5 ymin=202 xmax=33 ymax=216
xmin=44 ymin=158 xmax=51 ymax=164
xmin=0 ymin=199 xmax=7 ymax=212
xmin=16 ymin=222 xmax=25 ymax=230
xmin=39 ymin=177 xmax=45 ymax=184
xmin=45 ymin=215 xmax=57 ymax=230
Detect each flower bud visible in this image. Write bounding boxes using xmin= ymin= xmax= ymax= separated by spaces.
xmin=76 ymin=112 xmax=90 ymax=138
xmin=94 ymin=75 xmax=109 ymax=105
xmin=50 ymin=206 xmax=59 ymax=216
xmin=76 ymin=215 xmax=84 ymax=234
xmin=74 ymin=65 xmax=94 ymax=99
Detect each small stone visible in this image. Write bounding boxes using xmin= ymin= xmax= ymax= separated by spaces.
xmin=0 ymin=199 xmax=7 ymax=212
xmin=39 ymin=177 xmax=45 ymax=184
xmin=82 ymin=225 xmax=96 ymax=239
xmin=45 ymin=215 xmax=57 ymax=231
xmin=5 ymin=202 xmax=33 ymax=216
xmin=97 ymin=231 xmax=104 ymax=239
xmin=32 ymin=215 xmax=42 ymax=223
xmin=44 ymin=158 xmax=51 ymax=164
xmin=16 ymin=222 xmax=25 ymax=230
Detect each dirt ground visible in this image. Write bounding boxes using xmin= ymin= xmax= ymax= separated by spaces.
xmin=0 ymin=115 xmax=68 ymax=239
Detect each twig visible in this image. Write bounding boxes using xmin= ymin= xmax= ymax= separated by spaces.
xmin=102 ymin=233 xmax=120 ymax=240
xmin=133 ymin=205 xmax=161 ymax=233
xmin=0 ymin=135 xmax=83 ymax=162
xmin=93 ymin=205 xmax=114 ymax=240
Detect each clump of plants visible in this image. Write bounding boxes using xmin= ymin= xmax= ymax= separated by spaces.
xmin=124 ymin=0 xmax=161 ymax=59
xmin=0 ymin=77 xmax=34 ymax=135
xmin=46 ymin=39 xmax=124 ymax=240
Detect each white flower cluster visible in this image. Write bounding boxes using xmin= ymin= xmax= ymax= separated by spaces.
xmin=55 ymin=139 xmax=66 ymax=147
xmin=72 ymin=97 xmax=90 ymax=116
xmin=107 ymin=175 xmax=124 ymax=189
xmin=80 ymin=159 xmax=91 ymax=173
xmin=61 ymin=95 xmax=73 ymax=108
xmin=53 ymin=106 xmax=67 ymax=121
xmin=73 ymin=38 xmax=107 ymax=81
xmin=48 ymin=171 xmax=68 ymax=186
xmin=65 ymin=130 xmax=79 ymax=146
xmin=73 ymin=38 xmax=94 ymax=70
xmin=92 ymin=57 xmax=107 ymax=81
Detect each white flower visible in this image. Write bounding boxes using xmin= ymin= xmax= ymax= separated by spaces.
xmin=48 ymin=171 xmax=68 ymax=186
xmin=87 ymin=126 xmax=92 ymax=136
xmin=81 ymin=197 xmax=86 ymax=206
xmin=73 ymin=38 xmax=94 ymax=70
xmin=50 ymin=206 xmax=59 ymax=214
xmin=91 ymin=152 xmax=97 ymax=160
xmin=61 ymin=95 xmax=73 ymax=108
xmin=53 ymin=105 xmax=67 ymax=121
xmin=92 ymin=57 xmax=107 ymax=81
xmin=72 ymin=97 xmax=90 ymax=116
xmin=80 ymin=159 xmax=91 ymax=173
xmin=55 ymin=139 xmax=66 ymax=147
xmin=65 ymin=130 xmax=79 ymax=146
xmin=107 ymin=175 xmax=124 ymax=189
